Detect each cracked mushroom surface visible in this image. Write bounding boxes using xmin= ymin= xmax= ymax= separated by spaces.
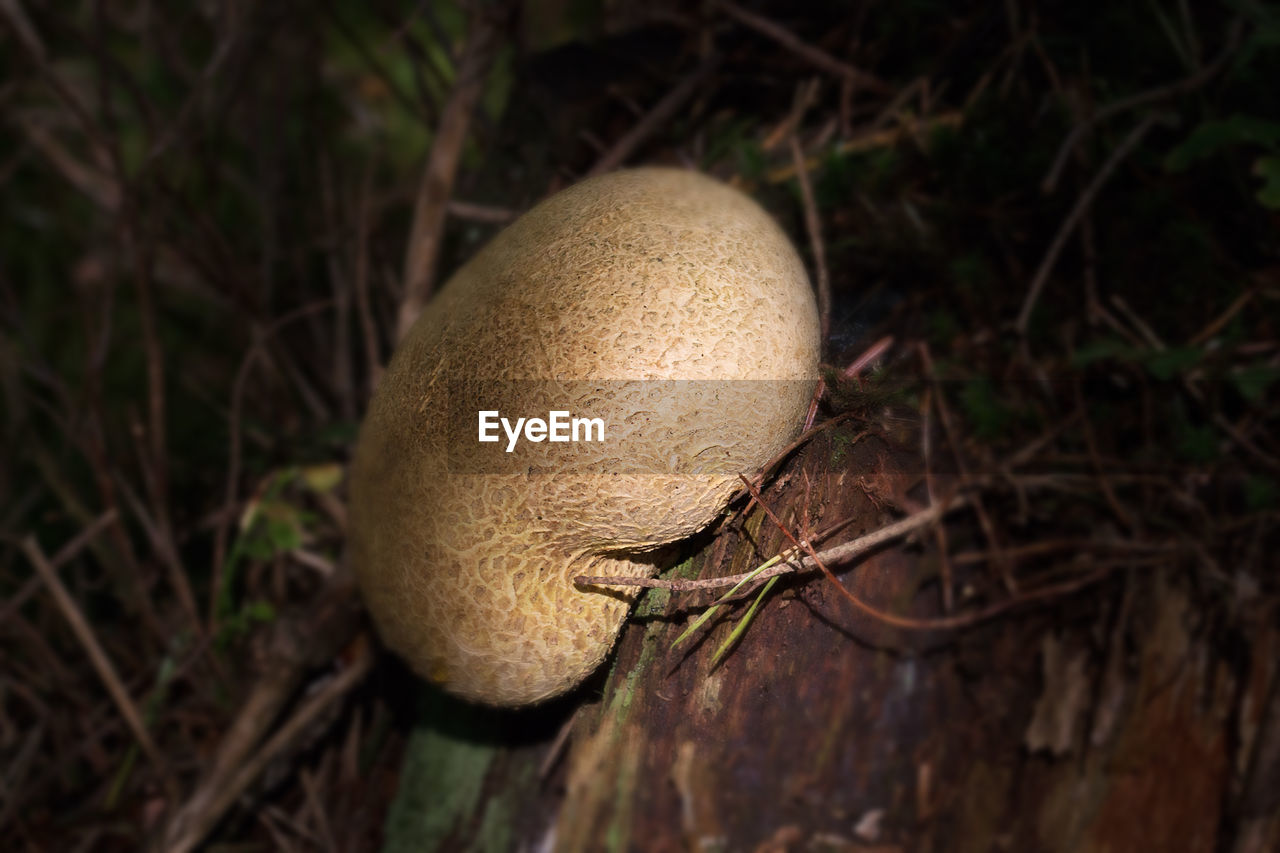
xmin=349 ymin=168 xmax=820 ymax=706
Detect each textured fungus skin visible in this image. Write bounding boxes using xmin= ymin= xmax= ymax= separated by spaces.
xmin=349 ymin=168 xmax=820 ymax=706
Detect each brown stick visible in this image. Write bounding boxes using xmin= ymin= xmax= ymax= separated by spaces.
xmin=789 ymin=134 xmax=831 ymax=342
xmin=764 ymin=112 xmax=963 ymax=185
xmin=163 ymin=633 xmax=373 ymax=853
xmin=1041 ymin=17 xmax=1244 ymax=194
xmin=714 ymin=0 xmax=889 ymax=93
xmin=0 ymin=509 xmax=118 ymax=635
xmin=0 ymin=0 xmax=47 ymax=60
xmin=22 ymin=536 xmax=171 ymax=783
xmin=737 ymin=475 xmax=1136 ymax=633
xmin=920 ymin=387 xmax=955 ymax=611
xmin=210 ymin=300 xmax=335 ymax=629
xmin=1016 ymin=113 xmax=1164 ymax=336
xmin=446 ymin=199 xmax=519 ymax=223
xmin=164 ymin=579 xmax=364 ymax=853
xmin=579 ymin=493 xmax=1172 ymax=633
xmin=919 ymin=341 xmax=1012 ymax=593
xmin=396 ymin=12 xmax=503 ymax=341
xmin=353 ymin=164 xmax=383 ymax=392
xmin=587 ymin=55 xmax=720 ymax=177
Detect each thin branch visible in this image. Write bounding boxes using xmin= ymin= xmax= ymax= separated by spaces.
xmin=11 ymin=117 xmax=121 ymax=211
xmin=1041 ymin=17 xmax=1244 ymax=194
xmin=446 ymin=199 xmax=519 ymax=223
xmin=714 ymin=0 xmax=889 ymax=93
xmin=728 ymin=411 xmax=868 ymax=510
xmin=586 ymin=55 xmax=720 ymax=177
xmin=1107 ymin=293 xmax=1280 ymax=476
xmin=761 ymin=78 xmax=821 ymax=152
xmin=920 ymin=386 xmax=955 ymax=610
xmin=126 ymin=221 xmax=202 ymax=630
xmin=0 ymin=0 xmax=47 ymax=61
xmin=22 ymin=536 xmax=172 ymax=786
xmin=0 ymin=510 xmax=118 ymax=624
xmin=320 ymin=157 xmax=356 ymax=422
xmin=764 ymin=111 xmax=963 ymax=185
xmin=1188 ymin=285 xmax=1256 ymax=347
xmin=581 ymin=488 xmax=1173 ymax=634
xmin=396 ymin=11 xmax=504 ymax=341
xmin=805 ymin=336 xmax=894 ymax=431
xmin=354 ymin=164 xmax=383 ymax=393
xmin=1016 ymin=113 xmax=1165 ymax=336
xmin=163 ymin=632 xmax=372 ymax=853
xmin=919 ymin=341 xmax=1011 ymax=593
xmin=49 ymin=508 xmax=120 ymax=568
xmin=210 ymin=300 xmax=335 ymax=629
xmin=1071 ymin=373 xmax=1141 ymax=534
xmin=578 ymin=493 xmax=967 ymax=591
xmin=789 ymin=134 xmax=831 ymax=342
xmin=740 ymin=472 xmax=960 ymax=631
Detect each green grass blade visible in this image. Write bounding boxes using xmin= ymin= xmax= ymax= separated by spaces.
xmin=671 ymin=551 xmax=789 ymax=648
xmin=710 ymin=575 xmax=781 ymax=667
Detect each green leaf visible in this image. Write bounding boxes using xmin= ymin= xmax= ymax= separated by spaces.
xmin=1139 ymin=346 xmax=1202 ymax=380
xmin=244 ymin=600 xmax=277 ymax=623
xmin=301 ymin=462 xmax=344 ymax=493
xmin=1254 ymin=155 xmax=1280 ymax=209
xmin=1071 ymin=337 xmax=1134 ymax=367
xmin=1165 ymin=115 xmax=1280 ymax=171
xmin=214 ymin=599 xmax=279 ymax=651
xmin=959 ymin=376 xmax=1016 ymax=440
xmin=482 ymin=46 xmax=514 ymax=123
xmin=927 ymin=308 xmax=959 ymax=345
xmin=1245 ymin=475 xmax=1279 ymax=511
xmin=735 ymin=137 xmax=769 ymax=182
xmin=1231 ymin=363 xmax=1280 ymax=402
xmin=1174 ymin=419 xmax=1219 ymax=463
xmin=266 ymin=515 xmax=304 ymax=551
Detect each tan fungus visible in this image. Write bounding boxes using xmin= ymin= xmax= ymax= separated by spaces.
xmin=349 ymin=168 xmax=820 ymax=706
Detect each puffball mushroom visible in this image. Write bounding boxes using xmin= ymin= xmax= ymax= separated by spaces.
xmin=349 ymin=167 xmax=820 ymax=706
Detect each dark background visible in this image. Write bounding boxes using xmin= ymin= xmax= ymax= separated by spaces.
xmin=2 ymin=1 xmax=1277 ymax=850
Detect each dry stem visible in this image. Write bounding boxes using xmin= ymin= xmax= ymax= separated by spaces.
xmin=396 ymin=11 xmax=504 ymax=341
xmin=22 ymin=536 xmax=173 ymax=789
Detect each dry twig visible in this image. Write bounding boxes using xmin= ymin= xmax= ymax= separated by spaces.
xmin=919 ymin=342 xmax=1012 ymax=593
xmin=163 ymin=580 xmax=365 ymax=853
xmin=22 ymin=536 xmax=173 ymax=789
xmin=577 ymin=493 xmax=967 ymax=592
xmin=764 ymin=111 xmax=963 ymax=185
xmin=396 ymin=11 xmax=504 ymax=341
xmin=1041 ymin=17 xmax=1245 ymax=194
xmin=714 ymin=0 xmax=889 ymax=93
xmin=587 ymin=55 xmax=720 ymax=177
xmin=789 ymin=134 xmax=831 ymax=342
xmin=581 ymin=479 xmax=1176 ymax=635
xmin=1016 ymin=113 xmax=1166 ymax=336
xmin=737 ymin=475 xmax=1147 ymax=632
xmin=210 ymin=300 xmax=335 ymax=629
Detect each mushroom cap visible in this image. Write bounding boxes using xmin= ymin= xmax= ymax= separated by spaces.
xmin=349 ymin=167 xmax=820 ymax=705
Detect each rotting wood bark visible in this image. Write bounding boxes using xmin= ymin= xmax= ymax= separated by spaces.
xmin=383 ymin=425 xmax=1277 ymax=852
